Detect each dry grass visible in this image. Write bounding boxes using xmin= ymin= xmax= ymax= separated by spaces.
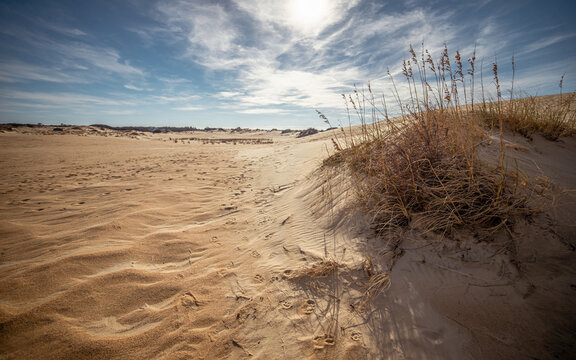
xmin=321 ymin=44 xmax=575 ymax=236
xmin=357 ymin=272 xmax=391 ymax=310
xmin=351 ymin=257 xmax=392 ymax=311
xmin=480 ymin=92 xmax=576 ymax=140
xmin=291 ymin=260 xmax=339 ymax=278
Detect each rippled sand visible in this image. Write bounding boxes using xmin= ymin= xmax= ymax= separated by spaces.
xmin=1 ymin=127 xmax=575 ymax=359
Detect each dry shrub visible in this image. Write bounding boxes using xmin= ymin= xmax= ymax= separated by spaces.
xmin=345 ymin=110 xmax=528 ymax=234
xmin=320 ymin=44 xmax=571 ymax=235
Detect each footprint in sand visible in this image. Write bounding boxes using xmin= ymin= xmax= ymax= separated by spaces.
xmin=253 ymin=274 xmax=264 ymax=283
xmin=313 ymin=334 xmax=335 ymax=349
xmin=302 ymin=300 xmax=315 ymax=314
xmin=181 ymin=292 xmax=199 ymax=308
xmin=280 ymin=300 xmax=293 ymax=310
xmin=250 ymin=250 xmax=261 ymax=258
xmin=351 ymin=332 xmax=362 ymax=342
xmin=217 ymin=269 xmax=230 ymax=278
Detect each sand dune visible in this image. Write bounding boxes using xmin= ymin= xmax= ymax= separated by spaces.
xmin=1 ymin=127 xmax=575 ymax=359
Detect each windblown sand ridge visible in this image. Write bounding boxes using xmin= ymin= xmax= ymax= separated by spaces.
xmin=1 ymin=127 xmax=575 ymax=359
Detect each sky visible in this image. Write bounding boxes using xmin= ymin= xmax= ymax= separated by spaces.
xmin=1 ymin=0 xmax=575 ymax=129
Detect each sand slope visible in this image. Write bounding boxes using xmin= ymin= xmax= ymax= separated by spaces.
xmin=1 ymin=128 xmax=575 ymax=359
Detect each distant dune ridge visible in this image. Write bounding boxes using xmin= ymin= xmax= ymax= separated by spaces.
xmin=0 ymin=107 xmax=575 ymax=359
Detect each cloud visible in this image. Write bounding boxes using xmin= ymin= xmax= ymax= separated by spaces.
xmin=519 ymin=33 xmax=576 ymax=57
xmin=124 ymin=84 xmax=145 ymax=91
xmin=155 ymin=95 xmax=201 ymax=102
xmin=172 ymin=105 xmax=205 ymax=111
xmin=59 ymin=43 xmax=144 ymax=76
xmin=155 ymin=1 xmax=238 ymax=55
xmin=216 ymin=91 xmax=244 ymax=99
xmin=2 ymin=0 xmax=571 ymax=127
xmin=233 ymin=66 xmax=361 ymax=109
xmin=0 ymin=102 xmax=61 ymax=110
xmin=513 ymin=59 xmax=576 ymax=92
xmin=157 ymin=77 xmax=192 ymax=84
xmin=2 ymin=25 xmax=144 ymax=78
xmin=102 ymin=110 xmax=137 ymax=115
xmin=232 ymin=0 xmax=361 ymax=37
xmin=152 ymin=0 xmax=482 ymax=117
xmin=40 ymin=21 xmax=87 ymax=37
xmin=0 ymin=61 xmax=85 ymax=83
xmin=236 ymin=108 xmax=289 ymax=114
xmin=1 ymin=90 xmax=136 ymax=106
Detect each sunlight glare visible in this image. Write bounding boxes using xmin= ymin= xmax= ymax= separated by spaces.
xmin=289 ymin=0 xmax=330 ymax=32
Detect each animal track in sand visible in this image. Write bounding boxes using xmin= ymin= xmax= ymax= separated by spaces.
xmin=282 ymin=269 xmax=293 ymax=279
xmin=217 ymin=269 xmax=230 ymax=278
xmin=250 ymin=250 xmax=261 ymax=258
xmin=280 ymin=300 xmax=293 ymax=309
xmin=351 ymin=332 xmax=362 ymax=342
xmin=253 ymin=274 xmax=264 ymax=283
xmin=302 ymin=299 xmax=315 ymax=314
xmin=257 ymin=216 xmax=274 ymax=226
xmin=181 ymin=292 xmax=199 ymax=308
xmin=313 ymin=334 xmax=335 ymax=349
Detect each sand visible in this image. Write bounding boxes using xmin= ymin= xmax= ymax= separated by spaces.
xmin=0 ymin=126 xmax=575 ymax=359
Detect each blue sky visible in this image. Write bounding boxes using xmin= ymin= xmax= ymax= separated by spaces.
xmin=1 ymin=0 xmax=575 ymax=129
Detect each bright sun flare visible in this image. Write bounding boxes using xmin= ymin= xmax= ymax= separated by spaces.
xmin=289 ymin=0 xmax=330 ymax=31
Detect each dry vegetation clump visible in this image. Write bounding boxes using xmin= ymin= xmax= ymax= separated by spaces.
xmin=291 ymin=259 xmax=339 ymax=279
xmin=342 ymin=111 xmax=527 ymax=233
xmin=480 ymin=91 xmax=576 ymax=140
xmin=322 ymin=45 xmax=575 ymax=235
xmin=479 ymin=60 xmax=576 ymax=140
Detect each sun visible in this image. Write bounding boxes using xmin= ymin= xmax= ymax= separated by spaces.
xmin=288 ymin=0 xmax=330 ymax=32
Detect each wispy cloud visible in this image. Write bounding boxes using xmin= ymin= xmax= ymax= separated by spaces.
xmin=102 ymin=110 xmax=137 ymax=115
xmin=155 ymin=1 xmax=239 ymax=61
xmin=519 ymin=33 xmax=576 ymax=57
xmin=1 ymin=0 xmax=573 ymax=127
xmin=157 ymin=77 xmax=193 ymax=84
xmin=151 ymin=0 xmax=486 ymax=116
xmin=124 ymin=84 xmax=145 ymax=91
xmin=172 ymin=105 xmax=205 ymax=111
xmin=0 ymin=102 xmax=61 ymax=110
xmin=514 ymin=59 xmax=576 ymax=92
xmin=38 ymin=21 xmax=86 ymax=37
xmin=154 ymin=95 xmax=201 ymax=102
xmin=58 ymin=43 xmax=144 ymax=76
xmin=236 ymin=108 xmax=289 ymax=115
xmin=1 ymin=90 xmax=137 ymax=106
xmin=2 ymin=25 xmax=144 ymax=79
xmin=216 ymin=91 xmax=244 ymax=99
xmin=0 ymin=61 xmax=85 ymax=83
